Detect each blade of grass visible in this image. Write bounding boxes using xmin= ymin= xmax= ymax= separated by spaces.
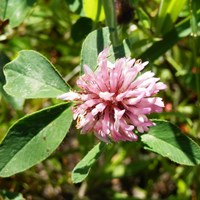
xmin=156 ymin=0 xmax=187 ymax=34
xmin=140 ymin=9 xmax=200 ymax=62
xmin=190 ymin=0 xmax=200 ymax=123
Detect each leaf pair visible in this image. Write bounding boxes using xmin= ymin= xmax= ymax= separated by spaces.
xmin=0 ymin=51 xmax=72 ymax=177
xmin=72 ymin=120 xmax=200 ymax=183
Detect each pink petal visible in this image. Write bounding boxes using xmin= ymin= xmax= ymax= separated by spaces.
xmin=83 ymin=64 xmax=93 ymax=74
xmin=57 ymin=91 xmax=80 ymax=101
xmin=91 ymin=103 xmax=107 ymax=116
xmin=124 ymin=93 xmax=145 ymax=105
xmin=58 ymin=48 xmax=166 ymax=142
xmin=114 ymin=108 xmax=125 ymax=131
xmin=99 ymin=91 xmax=115 ymax=101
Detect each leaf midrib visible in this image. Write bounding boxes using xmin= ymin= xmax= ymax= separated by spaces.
xmin=141 ymin=134 xmax=200 ymax=163
xmin=5 ymin=68 xmax=67 ymax=93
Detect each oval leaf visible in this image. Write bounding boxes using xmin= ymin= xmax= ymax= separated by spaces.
xmin=81 ymin=27 xmax=131 ymax=71
xmin=72 ymin=142 xmax=107 ymax=183
xmin=0 ymin=52 xmax=24 ymax=110
xmin=0 ymin=190 xmax=25 ymax=200
xmin=141 ymin=120 xmax=200 ymax=166
xmin=71 ymin=17 xmax=93 ymax=42
xmin=0 ymin=0 xmax=36 ymax=28
xmin=4 ymin=50 xmax=68 ymax=99
xmin=0 ymin=103 xmax=73 ymax=177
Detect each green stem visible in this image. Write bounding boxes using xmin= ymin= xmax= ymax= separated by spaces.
xmin=102 ymin=0 xmax=120 ymax=47
xmin=192 ymin=38 xmax=200 ymax=118
xmin=190 ymin=0 xmax=200 ymax=120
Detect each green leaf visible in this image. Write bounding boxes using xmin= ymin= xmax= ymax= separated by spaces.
xmin=0 ymin=52 xmax=24 ymax=110
xmin=65 ymin=0 xmax=84 ymax=16
xmin=0 ymin=0 xmax=36 ymax=28
xmin=65 ymin=0 xmax=105 ymax=21
xmin=71 ymin=17 xmax=93 ymax=42
xmin=141 ymin=120 xmax=200 ymax=166
xmin=0 ymin=103 xmax=73 ymax=177
xmin=156 ymin=0 xmax=187 ymax=34
xmin=140 ymin=10 xmax=200 ymax=62
xmin=3 ymin=50 xmax=69 ymax=99
xmin=83 ymin=0 xmax=105 ymax=21
xmin=0 ymin=190 xmax=25 ymax=200
xmin=80 ymin=27 xmax=110 ymax=71
xmin=190 ymin=0 xmax=200 ymax=36
xmin=72 ymin=142 xmax=107 ymax=183
xmin=81 ymin=27 xmax=131 ymax=72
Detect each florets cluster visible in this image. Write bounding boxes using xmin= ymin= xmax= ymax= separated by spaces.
xmin=58 ymin=49 xmax=166 ymax=142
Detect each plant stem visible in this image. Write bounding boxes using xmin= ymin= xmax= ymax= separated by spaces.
xmin=190 ymin=0 xmax=200 ymax=120
xmin=102 ymin=0 xmax=120 ymax=47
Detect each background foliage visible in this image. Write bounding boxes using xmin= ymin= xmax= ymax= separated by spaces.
xmin=0 ymin=0 xmax=200 ymax=199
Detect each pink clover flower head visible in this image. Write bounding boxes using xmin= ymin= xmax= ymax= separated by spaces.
xmin=58 ymin=49 xmax=166 ymax=142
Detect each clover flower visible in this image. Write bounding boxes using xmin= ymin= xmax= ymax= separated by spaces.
xmin=58 ymin=49 xmax=166 ymax=142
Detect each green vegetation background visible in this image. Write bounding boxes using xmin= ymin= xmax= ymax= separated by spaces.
xmin=0 ymin=0 xmax=200 ymax=199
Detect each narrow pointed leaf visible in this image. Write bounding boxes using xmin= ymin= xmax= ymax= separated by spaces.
xmin=4 ymin=50 xmax=68 ymax=99
xmin=156 ymin=0 xmax=187 ymax=34
xmin=190 ymin=0 xmax=200 ymax=36
xmin=140 ymin=10 xmax=200 ymax=62
xmin=83 ymin=0 xmax=105 ymax=21
xmin=0 ymin=103 xmax=73 ymax=177
xmin=72 ymin=142 xmax=107 ymax=183
xmin=141 ymin=120 xmax=200 ymax=166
